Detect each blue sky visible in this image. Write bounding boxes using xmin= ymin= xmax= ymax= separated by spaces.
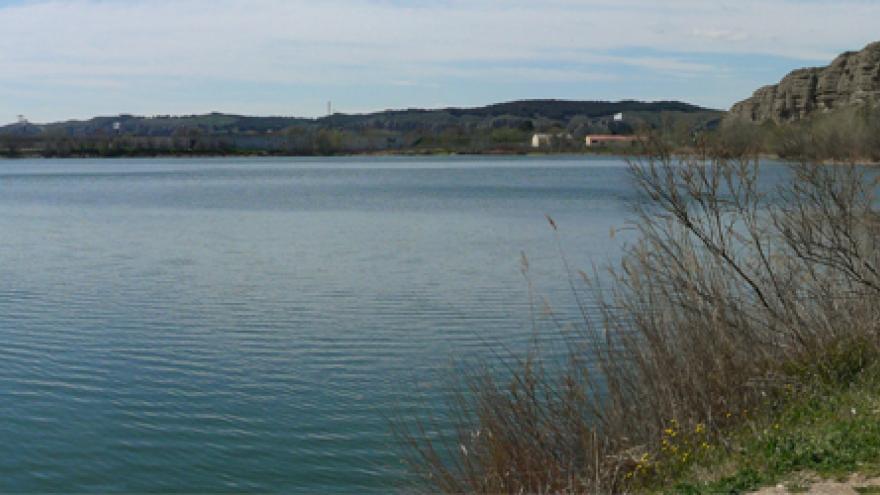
xmin=1 ymin=0 xmax=878 ymax=123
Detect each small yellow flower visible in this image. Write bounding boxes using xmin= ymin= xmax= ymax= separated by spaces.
xmin=695 ymin=423 xmax=706 ymax=434
xmin=701 ymin=442 xmax=710 ymax=450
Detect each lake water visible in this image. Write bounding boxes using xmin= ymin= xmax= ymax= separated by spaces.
xmin=0 ymin=156 xmax=643 ymax=492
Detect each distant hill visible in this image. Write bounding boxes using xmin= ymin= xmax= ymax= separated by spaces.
xmin=3 ymin=99 xmax=718 ymax=136
xmin=0 ymin=99 xmax=722 ymax=157
xmin=730 ymin=41 xmax=880 ymax=123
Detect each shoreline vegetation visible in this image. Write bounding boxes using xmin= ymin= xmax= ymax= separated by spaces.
xmin=395 ymin=135 xmax=880 ymax=494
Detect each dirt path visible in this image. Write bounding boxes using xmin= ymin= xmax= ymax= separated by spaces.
xmin=752 ymin=473 xmax=880 ymax=494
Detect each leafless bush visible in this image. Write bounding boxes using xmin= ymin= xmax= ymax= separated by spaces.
xmin=770 ymin=107 xmax=880 ymax=162
xmin=397 ymin=140 xmax=880 ymax=493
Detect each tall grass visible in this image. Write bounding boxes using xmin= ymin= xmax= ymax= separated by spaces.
xmin=396 ymin=140 xmax=880 ymax=493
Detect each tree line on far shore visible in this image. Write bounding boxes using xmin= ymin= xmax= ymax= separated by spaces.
xmin=0 ymin=100 xmax=721 ymax=158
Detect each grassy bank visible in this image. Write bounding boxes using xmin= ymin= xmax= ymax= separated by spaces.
xmin=637 ymin=366 xmax=880 ymax=493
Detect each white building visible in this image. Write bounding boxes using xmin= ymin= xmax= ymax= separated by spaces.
xmin=531 ymin=132 xmax=574 ymax=148
xmin=531 ymin=133 xmax=553 ymax=148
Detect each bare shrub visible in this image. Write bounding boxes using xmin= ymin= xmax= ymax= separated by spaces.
xmin=770 ymin=107 xmax=880 ymax=162
xmin=715 ymin=118 xmax=769 ymax=157
xmin=397 ymin=141 xmax=880 ymax=493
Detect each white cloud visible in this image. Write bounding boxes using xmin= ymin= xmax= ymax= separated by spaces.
xmin=1 ymin=0 xmax=874 ymax=79
xmin=691 ymin=29 xmax=749 ymax=43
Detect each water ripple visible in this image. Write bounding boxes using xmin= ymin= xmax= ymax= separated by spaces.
xmin=0 ymin=155 xmax=651 ymax=493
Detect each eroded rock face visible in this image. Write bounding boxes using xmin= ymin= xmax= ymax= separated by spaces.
xmin=730 ymin=41 xmax=880 ymax=123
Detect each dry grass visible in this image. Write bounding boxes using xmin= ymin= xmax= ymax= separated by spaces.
xmin=395 ymin=138 xmax=880 ymax=493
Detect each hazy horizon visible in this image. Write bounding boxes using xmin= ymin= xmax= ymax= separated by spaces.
xmin=2 ymin=0 xmax=878 ymax=124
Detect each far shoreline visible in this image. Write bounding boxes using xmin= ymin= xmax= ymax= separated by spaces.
xmin=0 ymin=148 xmax=641 ymax=160
xmin=2 ymin=149 xmax=877 ymax=166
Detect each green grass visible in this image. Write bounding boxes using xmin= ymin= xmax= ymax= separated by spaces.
xmin=640 ymin=371 xmax=880 ymax=494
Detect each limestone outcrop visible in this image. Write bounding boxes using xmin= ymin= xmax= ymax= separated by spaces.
xmin=730 ymin=41 xmax=880 ymax=123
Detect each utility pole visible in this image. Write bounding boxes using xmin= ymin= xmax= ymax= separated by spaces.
xmin=327 ymin=101 xmax=332 ymax=116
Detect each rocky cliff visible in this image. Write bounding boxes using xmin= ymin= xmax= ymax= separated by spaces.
xmin=730 ymin=41 xmax=880 ymax=123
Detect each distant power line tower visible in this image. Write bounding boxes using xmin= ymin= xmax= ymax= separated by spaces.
xmin=327 ymin=101 xmax=332 ymax=116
